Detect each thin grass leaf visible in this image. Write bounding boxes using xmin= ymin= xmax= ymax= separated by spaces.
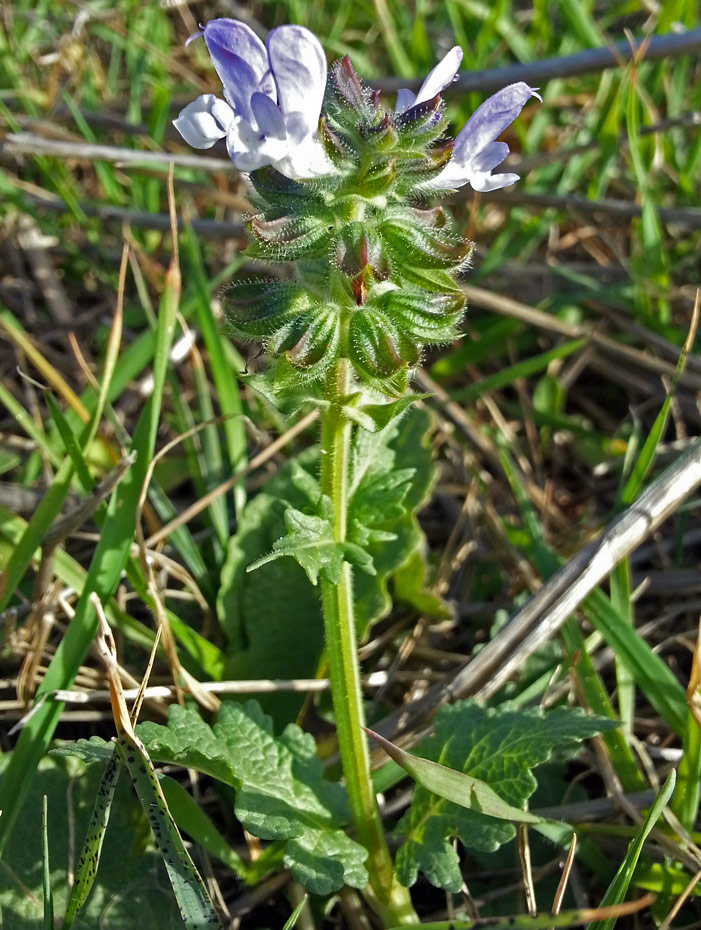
xmin=498 ymin=447 xmax=647 ymax=791
xmin=114 ymin=736 xmax=223 ymax=929
xmin=0 ymin=378 xmax=62 ymax=468
xmin=42 ymin=795 xmax=53 ymax=930
xmin=0 ymin=308 xmax=90 ymax=422
xmin=183 ymin=224 xmax=247 ymax=518
xmin=672 ymin=710 xmax=701 ymax=832
xmin=382 ymin=897 xmax=655 ymax=930
xmin=159 ymin=775 xmax=251 ymax=880
xmin=0 ymin=455 xmax=75 ymax=611
xmin=62 ymin=747 xmax=121 ymax=930
xmin=366 ymin=727 xmax=544 ymax=825
xmin=282 ymin=895 xmax=308 ymax=930
xmin=588 ymin=770 xmax=676 ymax=930
xmin=45 ymin=393 xmax=94 ymax=492
xmin=451 ymin=337 xmax=586 ymax=403
xmin=498 ymin=444 xmax=688 ymax=736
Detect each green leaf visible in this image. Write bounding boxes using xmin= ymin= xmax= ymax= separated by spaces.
xmin=392 ymin=701 xmax=618 ymax=892
xmin=342 ymin=392 xmax=429 ymax=432
xmin=216 ymin=409 xmax=441 ymax=726
xmin=42 ymin=796 xmax=53 ymax=930
xmin=351 ymin=407 xmax=442 ymax=633
xmin=138 ymin=700 xmax=369 ymax=896
xmin=247 ymin=502 xmax=375 ymax=585
xmin=217 ymin=483 xmax=324 ymax=726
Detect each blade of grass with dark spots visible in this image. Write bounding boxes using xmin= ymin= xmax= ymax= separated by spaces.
xmin=62 ymin=747 xmax=122 ymax=930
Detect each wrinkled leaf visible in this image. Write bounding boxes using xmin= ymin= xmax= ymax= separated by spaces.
xmin=138 ymin=701 xmax=369 ymax=896
xmin=393 ymin=701 xmax=618 ymax=892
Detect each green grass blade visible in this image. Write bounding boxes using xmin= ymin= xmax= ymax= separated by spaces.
xmin=365 ymin=728 xmax=544 ymax=825
xmin=0 ymin=455 xmax=75 ymax=611
xmin=115 ymin=736 xmax=222 ymax=929
xmin=282 ymin=895 xmax=309 ymax=930
xmin=45 ymin=393 xmax=95 ymax=492
xmin=610 ymin=558 xmax=635 ymax=733
xmin=584 ymin=589 xmax=687 ymax=736
xmin=159 ymin=775 xmax=249 ymax=879
xmin=498 ymin=445 xmax=688 ymax=736
xmin=450 ymin=337 xmax=586 ymax=403
xmin=183 ymin=224 xmax=247 ymax=518
xmin=62 ymin=747 xmax=121 ymax=930
xmin=42 ymin=795 xmax=53 ymax=930
xmin=498 ymin=447 xmax=646 ymax=791
xmin=0 ymin=377 xmax=62 ymax=468
xmin=671 ymin=711 xmax=701 ymax=832
xmin=588 ymin=770 xmax=675 ymax=930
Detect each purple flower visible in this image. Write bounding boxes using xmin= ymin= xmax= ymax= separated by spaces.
xmin=173 ymin=19 xmax=333 ymax=179
xmin=395 ymin=46 xmax=464 ymax=115
xmin=427 ymin=81 xmax=542 ymax=192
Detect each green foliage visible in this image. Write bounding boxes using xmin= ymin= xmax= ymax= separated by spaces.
xmin=138 ymin=700 xmax=369 ymax=896
xmin=394 ymin=701 xmax=617 ymax=892
xmin=248 ymin=467 xmax=376 ymax=584
xmin=217 ymin=406 xmax=442 ymax=723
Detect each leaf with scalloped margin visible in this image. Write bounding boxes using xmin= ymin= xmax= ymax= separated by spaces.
xmin=137 ymin=700 xmax=368 ymax=896
xmin=395 ymin=701 xmax=618 ymax=892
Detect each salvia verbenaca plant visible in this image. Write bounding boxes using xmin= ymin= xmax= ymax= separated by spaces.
xmin=174 ymin=19 xmax=540 ymax=926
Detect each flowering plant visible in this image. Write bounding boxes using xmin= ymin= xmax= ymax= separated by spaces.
xmin=174 ymin=19 xmax=539 ymax=926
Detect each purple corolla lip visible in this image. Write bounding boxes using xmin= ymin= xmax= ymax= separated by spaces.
xmin=426 ymin=82 xmax=542 ymax=192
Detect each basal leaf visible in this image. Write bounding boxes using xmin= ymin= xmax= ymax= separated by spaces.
xmin=394 ymin=701 xmax=618 ymax=892
xmin=138 ymin=700 xmax=369 ymax=896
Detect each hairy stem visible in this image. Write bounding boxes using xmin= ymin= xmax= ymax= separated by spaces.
xmin=319 ymin=358 xmax=417 ymax=926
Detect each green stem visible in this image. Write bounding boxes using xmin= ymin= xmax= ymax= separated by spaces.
xmin=319 ymin=358 xmax=417 ymax=927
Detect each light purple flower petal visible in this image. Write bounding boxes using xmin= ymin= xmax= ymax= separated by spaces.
xmin=470 ymin=171 xmax=520 ymax=192
xmin=266 ymin=25 xmax=327 ymax=137
xmin=227 ymin=114 xmax=287 ymax=171
xmin=180 ymin=19 xmax=334 ymax=181
xmin=172 ymin=94 xmax=234 ymax=149
xmin=395 ymin=88 xmax=416 ymax=115
xmin=273 ymin=133 xmax=335 ymax=180
xmin=203 ymin=19 xmax=271 ymax=122
xmin=427 ymin=82 xmax=540 ymax=191
xmin=453 ymin=82 xmax=539 ymax=167
xmin=470 ymin=140 xmax=509 ymax=173
xmin=250 ymin=91 xmax=287 ymax=140
xmin=413 ymin=46 xmax=463 ymax=108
